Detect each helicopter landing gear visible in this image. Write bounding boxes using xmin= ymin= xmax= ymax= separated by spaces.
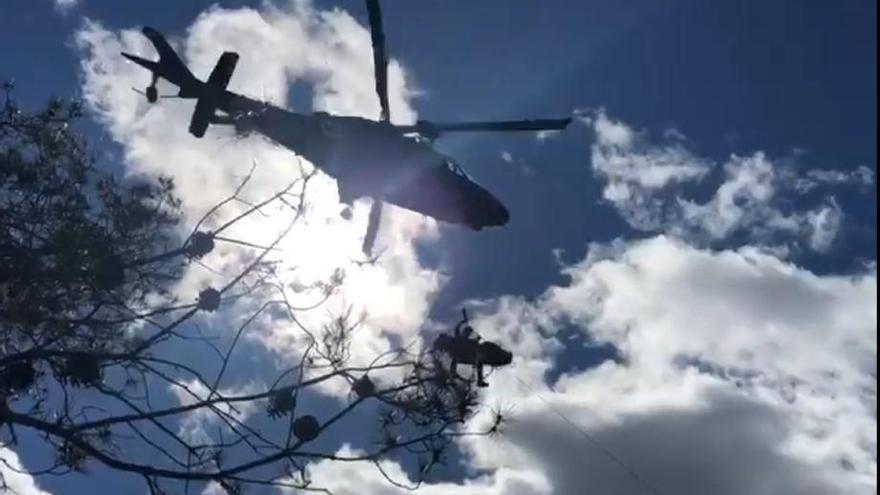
xmin=145 ymin=73 xmax=159 ymax=103
xmin=338 ymin=183 xmax=356 ymax=220
xmin=340 ymin=206 xmax=353 ymax=220
xmin=145 ymin=85 xmax=158 ymax=103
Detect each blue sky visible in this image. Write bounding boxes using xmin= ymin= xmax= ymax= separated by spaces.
xmin=1 ymin=1 xmax=876 ymax=494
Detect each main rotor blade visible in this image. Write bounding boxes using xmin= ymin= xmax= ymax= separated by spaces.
xmin=365 ymin=0 xmax=390 ymax=122
xmin=362 ymin=199 xmax=383 ymax=256
xmin=399 ymin=118 xmax=572 ymax=138
xmin=433 ymin=118 xmax=572 ymax=132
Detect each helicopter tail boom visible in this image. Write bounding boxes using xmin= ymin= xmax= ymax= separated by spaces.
xmin=122 ymin=27 xmax=200 ymax=94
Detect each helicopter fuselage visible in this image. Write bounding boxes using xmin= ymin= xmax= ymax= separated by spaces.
xmin=217 ymin=92 xmax=508 ymax=229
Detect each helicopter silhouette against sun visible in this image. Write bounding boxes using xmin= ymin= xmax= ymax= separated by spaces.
xmin=122 ymin=0 xmax=571 ymax=256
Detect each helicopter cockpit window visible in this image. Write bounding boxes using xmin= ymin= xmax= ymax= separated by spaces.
xmin=403 ymin=133 xmax=430 ymax=144
xmin=445 ymin=159 xmax=473 ymax=180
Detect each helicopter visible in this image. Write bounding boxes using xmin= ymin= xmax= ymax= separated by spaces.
xmin=121 ymin=0 xmax=571 ymax=255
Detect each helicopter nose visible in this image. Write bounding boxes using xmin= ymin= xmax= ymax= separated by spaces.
xmin=496 ymin=201 xmax=510 ymax=225
xmin=486 ymin=197 xmax=509 ymax=226
xmin=470 ymin=190 xmax=509 ymax=230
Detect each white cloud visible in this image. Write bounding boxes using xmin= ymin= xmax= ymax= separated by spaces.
xmin=168 ymin=379 xmax=263 ymax=444
xmin=591 ymin=112 xmax=710 ymax=206
xmin=677 ymin=152 xmax=779 ymax=239
xmin=0 ymin=448 xmax=52 ymax=494
xmin=53 ymin=0 xmax=77 ymax=15
xmin=309 ymin=236 xmax=875 ymax=495
xmin=469 ymin=236 xmax=876 ymax=494
xmin=806 ymin=198 xmax=844 ymax=252
xmin=589 ymin=110 xmax=710 ymax=231
xmin=674 ymin=152 xmax=846 ymax=250
xmin=586 ymin=111 xmax=871 ymax=252
xmin=200 ymin=481 xmax=226 ymax=495
xmin=795 ymin=165 xmax=875 ymax=193
xmin=535 ymin=129 xmax=562 ymax=143
xmin=303 ymin=445 xmax=551 ymax=495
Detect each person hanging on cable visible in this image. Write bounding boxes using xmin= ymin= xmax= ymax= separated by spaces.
xmin=456 ymin=307 xmax=481 ymax=343
xmin=433 ymin=307 xmax=513 ymax=387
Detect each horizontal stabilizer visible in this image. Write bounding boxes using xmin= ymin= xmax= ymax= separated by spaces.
xmin=188 ymin=99 xmax=214 ymax=138
xmin=206 ymin=52 xmax=239 ymax=89
xmin=188 ymin=51 xmax=239 ymax=138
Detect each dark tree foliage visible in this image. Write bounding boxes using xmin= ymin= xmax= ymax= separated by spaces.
xmin=0 ymin=86 xmax=182 ymax=389
xmin=0 ymin=85 xmax=502 ymax=494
